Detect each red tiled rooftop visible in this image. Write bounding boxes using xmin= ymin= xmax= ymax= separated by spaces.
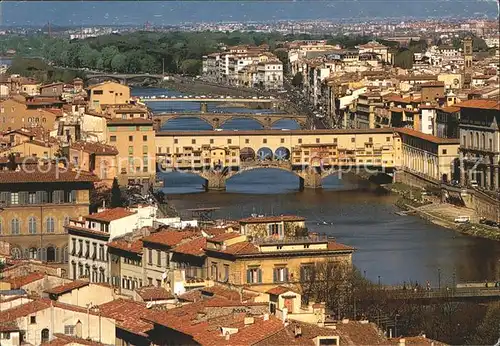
xmin=172 ymin=237 xmax=207 ymax=256
xmin=211 ymin=241 xmax=260 ymax=255
xmin=456 ymin=99 xmax=500 ymax=110
xmin=440 ymin=106 xmax=461 ymax=113
xmin=42 ymin=333 xmax=105 ymax=346
xmin=209 ymin=232 xmax=242 ymax=243
xmin=266 ymin=285 xmax=299 ymax=296
xmin=98 ymin=299 xmax=154 ymax=336
xmin=44 ymin=280 xmax=89 ymax=295
xmin=107 ymin=239 xmax=143 ymax=254
xmin=0 ymin=299 xmax=50 ymax=323
xmin=327 ymin=241 xmax=355 ymax=252
xmin=142 ymin=229 xmax=200 ymax=247
xmin=396 ymin=127 xmax=461 ymax=145
xmin=135 ymin=286 xmax=174 ymax=301
xmin=71 ymin=141 xmax=118 ymax=156
xmin=86 ymin=208 xmax=136 ymax=223
xmin=239 ymin=215 xmax=305 ymax=224
xmin=201 ymin=285 xmax=258 ymax=302
xmin=0 ymin=166 xmax=99 ymax=184
xmin=0 ymin=272 xmax=45 ymax=289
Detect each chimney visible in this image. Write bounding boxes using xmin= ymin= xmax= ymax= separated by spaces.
xmin=224 ymin=332 xmax=230 ymax=341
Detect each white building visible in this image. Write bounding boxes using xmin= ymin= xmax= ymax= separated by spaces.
xmin=257 ymin=60 xmax=283 ymax=90
xmin=67 ymin=206 xmax=157 ymax=283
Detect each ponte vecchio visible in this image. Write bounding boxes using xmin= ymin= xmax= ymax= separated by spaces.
xmin=155 ymin=128 xmax=403 ymax=190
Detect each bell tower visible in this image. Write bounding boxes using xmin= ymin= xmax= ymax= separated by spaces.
xmin=462 ymin=36 xmax=473 ymax=89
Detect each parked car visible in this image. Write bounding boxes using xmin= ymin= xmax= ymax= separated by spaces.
xmin=454 ymin=216 xmax=470 ymax=223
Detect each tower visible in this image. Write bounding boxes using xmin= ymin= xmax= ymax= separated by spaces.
xmin=463 ymin=36 xmax=473 ymax=69
xmin=462 ymin=36 xmax=473 ymax=89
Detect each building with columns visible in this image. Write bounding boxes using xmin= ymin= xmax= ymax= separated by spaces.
xmin=396 ymin=127 xmax=460 ymax=183
xmin=458 ymin=100 xmax=500 ymax=191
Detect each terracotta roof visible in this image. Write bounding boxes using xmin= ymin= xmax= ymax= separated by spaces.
xmin=396 ymin=127 xmax=461 ymax=145
xmin=456 ymin=99 xmax=500 ymax=110
xmin=0 ymin=272 xmax=45 ymax=289
xmin=201 ymin=285 xmax=258 ymax=302
xmin=0 ymin=321 xmax=19 ymax=332
xmin=44 ymin=280 xmax=89 ymax=295
xmin=107 ymin=118 xmax=153 ymax=125
xmin=0 ymin=165 xmax=98 ymax=184
xmin=209 ymin=232 xmax=242 ymax=242
xmin=172 ymin=237 xmax=207 ymax=256
xmin=71 ymin=141 xmax=118 ymax=156
xmin=85 ymin=208 xmax=136 ymax=223
xmin=211 ymin=241 xmax=260 ymax=255
xmin=389 ymin=336 xmax=448 ymax=345
xmin=107 ymin=239 xmax=143 ymax=254
xmin=0 ymin=299 xmax=50 ymax=323
xmin=327 ymin=241 xmax=355 ymax=252
xmin=142 ymin=229 xmax=200 ymax=247
xmin=266 ymin=285 xmax=300 ymax=295
xmin=421 ymin=81 xmax=445 ymax=87
xmin=239 ymin=215 xmax=305 ymax=223
xmin=135 ymin=286 xmax=174 ymax=301
xmin=98 ymin=299 xmax=154 ymax=336
xmin=440 ymin=106 xmax=460 ymax=113
xmin=42 ymin=333 xmax=105 ymax=346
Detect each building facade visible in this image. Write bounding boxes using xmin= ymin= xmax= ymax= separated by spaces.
xmin=0 ymin=165 xmax=96 ymax=262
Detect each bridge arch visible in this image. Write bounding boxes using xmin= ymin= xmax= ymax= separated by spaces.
xmin=256 ymin=147 xmax=274 ymax=161
xmin=274 ymin=147 xmax=291 ymax=161
xmin=218 ymin=116 xmax=267 ymax=129
xmin=270 ymin=117 xmax=307 ymax=129
xmin=240 ymin=147 xmax=256 ymax=162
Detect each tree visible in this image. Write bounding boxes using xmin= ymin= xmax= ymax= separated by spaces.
xmin=291 ymin=72 xmax=303 ymax=87
xmin=110 ymin=53 xmax=128 ymax=72
xmin=110 ymin=178 xmax=123 ymax=208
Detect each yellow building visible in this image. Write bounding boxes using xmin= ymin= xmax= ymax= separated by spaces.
xmin=205 ymin=230 xmax=354 ymax=293
xmin=87 ymin=81 xmax=131 ymax=111
xmin=106 ymin=118 xmax=156 ymax=185
xmin=155 ymin=128 xmax=402 ymax=171
xmin=0 ymin=98 xmax=59 ymax=132
xmin=1 ymin=139 xmax=59 ymax=159
xmin=396 ymin=127 xmax=460 ymax=183
xmin=0 ymin=163 xmax=97 ymax=262
xmin=68 ymin=141 xmax=119 ymax=186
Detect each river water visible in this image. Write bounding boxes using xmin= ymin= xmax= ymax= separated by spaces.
xmin=135 ymin=87 xmax=500 ymax=286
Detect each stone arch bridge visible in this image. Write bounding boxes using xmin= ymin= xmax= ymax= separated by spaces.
xmin=159 ymin=161 xmax=391 ymax=190
xmin=85 ymin=73 xmax=164 ymax=85
xmin=153 ymin=112 xmax=309 ymax=130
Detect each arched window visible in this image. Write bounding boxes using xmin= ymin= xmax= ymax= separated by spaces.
xmin=10 ymin=247 xmax=22 ymax=259
xmin=47 ymin=246 xmax=56 ymax=262
xmin=11 ymin=218 xmax=20 ymax=235
xmin=28 ymin=216 xmax=37 ymax=234
xmin=470 ymin=132 xmax=473 ymax=148
xmin=481 ymin=133 xmax=486 ymax=149
xmin=475 ymin=133 xmax=479 ymax=148
xmin=63 ymin=216 xmax=70 ymax=226
xmin=29 ymin=247 xmax=38 ymax=259
xmin=41 ymin=328 xmax=49 ymax=343
xmin=46 ymin=217 xmax=55 ymax=233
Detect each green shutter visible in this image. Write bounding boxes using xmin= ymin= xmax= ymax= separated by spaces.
xmin=19 ymin=192 xmax=28 ymax=205
xmin=257 ymin=269 xmax=262 ymax=283
xmin=247 ymin=269 xmax=251 ymax=283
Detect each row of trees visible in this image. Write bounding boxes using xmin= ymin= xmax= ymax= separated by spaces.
xmin=301 ymin=261 xmax=500 ymax=345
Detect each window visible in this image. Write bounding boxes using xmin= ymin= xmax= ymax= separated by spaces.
xmin=10 ymin=192 xmax=19 ymax=205
xmin=298 ymin=138 xmax=302 ymax=144
xmin=192 ymin=139 xmax=196 ymax=144
xmin=210 ymin=139 xmax=214 ymax=144
xmin=268 ymin=223 xmax=283 ymax=237
xmin=10 ymin=218 xmax=20 ymax=235
xmin=1 ymin=332 xmax=10 ymax=339
xmin=247 ymin=267 xmax=262 ymax=284
xmin=156 ymin=279 xmax=162 ymax=287
xmin=211 ymin=263 xmax=218 ymax=280
xmin=110 ymin=136 xmax=116 ymax=142
xmin=351 ymin=137 xmax=355 ymax=143
xmin=99 ymin=245 xmax=104 ymax=261
xmin=156 ymin=250 xmax=162 ymax=267
xmin=143 ymin=145 xmax=148 ymax=154
xmin=148 ymin=249 xmax=152 ymax=264
xmin=28 ymin=192 xmax=36 ymax=204
xmin=174 ymin=139 xmax=178 ymax=144
xmin=263 ymin=138 xmax=267 ymax=144
xmin=64 ymin=325 xmax=75 ymax=336
xmin=442 ymin=149 xmax=447 ymax=155
xmin=46 ymin=217 xmax=55 ymax=233
xmin=227 ymin=139 xmax=232 ymax=144
xmin=319 ymin=337 xmax=339 ymax=345
xmin=281 ymin=138 xmax=285 ymax=144
xmin=245 ymin=139 xmax=249 ymax=144
xmin=386 ymin=137 xmax=390 ymax=142
xmin=143 ymin=135 xmax=148 ymax=141
xmin=489 ymin=138 xmax=493 ymax=151
xmin=223 ymin=264 xmax=230 ymax=281
xmin=28 ymin=217 xmax=37 ymax=234
xmin=273 ymin=267 xmax=289 ymax=283
xmin=30 ymin=316 xmax=36 ymax=324
xmin=316 ymin=138 xmax=320 ymax=144
xmin=148 ymin=277 xmax=153 ymax=285
xmin=300 ymin=265 xmax=313 ymax=281
xmin=93 ymin=90 xmax=103 ymax=95
xmin=129 ymin=135 xmax=133 ymax=142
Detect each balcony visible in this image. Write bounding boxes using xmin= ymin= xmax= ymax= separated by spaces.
xmin=252 ymin=234 xmax=335 ymax=245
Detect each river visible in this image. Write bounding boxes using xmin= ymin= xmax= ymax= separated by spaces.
xmin=134 ymin=87 xmax=500 ymax=286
